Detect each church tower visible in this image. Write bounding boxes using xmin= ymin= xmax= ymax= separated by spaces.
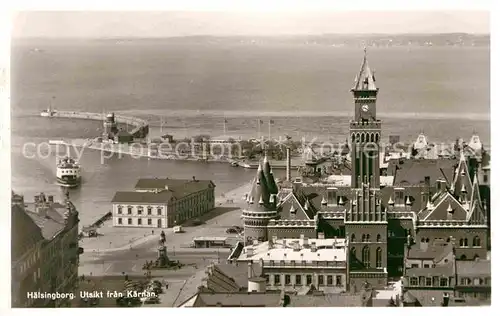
xmin=350 ymin=49 xmax=381 ymax=189
xmin=346 ymin=50 xmax=387 ymax=292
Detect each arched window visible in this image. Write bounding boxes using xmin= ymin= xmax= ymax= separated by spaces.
xmin=421 ymin=237 xmax=425 ymax=243
xmin=376 ymin=248 xmax=382 ymax=268
xmin=377 ymin=234 xmax=381 ymax=242
xmin=425 ymin=238 xmax=430 ymax=243
xmin=351 ymin=234 xmax=356 ymax=242
xmin=366 ymin=234 xmax=371 ymax=242
xmin=464 ymin=238 xmax=468 ymax=247
xmin=362 ymin=234 xmax=366 ymax=242
xmin=460 ymin=254 xmax=467 ymax=260
xmin=459 ymin=238 xmax=464 ymax=246
xmin=473 ymin=236 xmax=481 ymax=247
xmin=362 ymin=246 xmax=371 ymax=268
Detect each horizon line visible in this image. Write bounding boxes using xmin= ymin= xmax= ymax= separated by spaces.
xmin=12 ymin=32 xmax=491 ymax=40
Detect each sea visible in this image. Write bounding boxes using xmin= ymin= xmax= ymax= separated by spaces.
xmin=10 ymin=39 xmax=490 ymax=226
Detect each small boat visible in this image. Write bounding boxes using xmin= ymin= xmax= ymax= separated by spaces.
xmin=40 ymin=100 xmax=56 ymax=117
xmin=56 ymin=157 xmax=81 ymax=188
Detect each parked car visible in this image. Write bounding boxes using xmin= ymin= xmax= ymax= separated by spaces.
xmin=226 ymin=228 xmax=238 ymax=234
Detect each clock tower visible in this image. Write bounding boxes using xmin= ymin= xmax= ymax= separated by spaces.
xmin=350 ymin=49 xmax=381 ymax=188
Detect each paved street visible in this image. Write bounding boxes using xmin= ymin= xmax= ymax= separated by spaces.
xmin=79 ymin=248 xmax=231 ymax=277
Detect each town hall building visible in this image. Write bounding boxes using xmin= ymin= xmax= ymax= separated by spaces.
xmin=241 ymin=50 xmax=489 ymax=292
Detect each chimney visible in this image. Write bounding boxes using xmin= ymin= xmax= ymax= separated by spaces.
xmin=247 ymin=262 xmax=253 ymax=278
xmin=311 ymin=241 xmax=317 ymax=252
xmin=286 ymin=147 xmax=291 ymax=182
xmin=302 ymin=236 xmax=309 ymax=248
xmin=192 ymin=176 xmax=197 ymax=182
xmin=442 ymin=293 xmax=450 ymax=307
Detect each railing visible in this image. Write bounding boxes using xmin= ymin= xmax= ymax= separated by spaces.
xmin=261 ymin=260 xmax=346 ymax=268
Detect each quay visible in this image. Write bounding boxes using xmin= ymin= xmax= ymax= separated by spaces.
xmin=45 ymin=110 xmax=149 ymax=138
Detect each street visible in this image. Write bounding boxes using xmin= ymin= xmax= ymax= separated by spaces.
xmin=79 ymin=247 xmax=231 ymax=277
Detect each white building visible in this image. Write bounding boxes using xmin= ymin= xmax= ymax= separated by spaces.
xmin=111 ymin=177 xmax=215 ymax=228
xmin=234 ymin=236 xmax=349 ymax=293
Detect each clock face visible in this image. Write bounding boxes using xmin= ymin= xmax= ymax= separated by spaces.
xmin=361 ymin=104 xmax=369 ymax=112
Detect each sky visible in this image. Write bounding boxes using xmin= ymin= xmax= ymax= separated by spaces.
xmin=12 ymin=11 xmax=490 ymax=38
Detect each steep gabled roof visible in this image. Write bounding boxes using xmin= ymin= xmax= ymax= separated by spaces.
xmin=421 ymin=192 xmax=468 ymax=221
xmin=352 ymin=49 xmax=377 ymax=91
xmin=451 ymin=152 xmax=473 ymax=198
xmin=278 ymin=192 xmax=313 ymax=220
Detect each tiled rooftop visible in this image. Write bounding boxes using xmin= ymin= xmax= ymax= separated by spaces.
xmin=112 ymin=178 xmax=215 ymax=203
xmin=456 ymin=259 xmax=491 ymax=277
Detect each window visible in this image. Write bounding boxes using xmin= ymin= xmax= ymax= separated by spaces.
xmin=351 ymin=248 xmax=356 ymax=261
xmin=410 ymin=277 xmax=418 ymax=286
xmin=426 ymin=277 xmax=432 ymax=286
xmin=285 ymin=275 xmax=291 ymax=285
xmin=148 ymin=218 xmax=152 ymax=225
xmin=433 ymin=276 xmax=440 ymax=286
xmin=318 ymin=275 xmax=324 ymax=285
xmin=128 ymin=218 xmax=132 ymax=225
xmin=376 ymin=248 xmax=382 ymax=268
xmin=362 ymin=246 xmax=370 ymax=268
xmin=137 ymin=207 xmax=143 ymax=215
xmin=265 ymin=275 xmax=270 ymax=284
xmin=147 ymin=207 xmax=152 ymax=215
xmin=327 ymin=190 xmax=337 ymax=205
xmin=473 ymin=236 xmax=481 ymax=247
xmin=138 ymin=218 xmax=142 ymax=225
xmin=483 ymin=174 xmax=488 ymax=183
xmin=460 ymin=238 xmax=469 ymax=247
xmin=362 ymin=234 xmax=366 ymax=242
xmin=351 ymin=234 xmax=356 ymax=242
xmin=411 ymin=264 xmax=419 ymax=268
xmin=274 ymin=275 xmax=281 ymax=285
xmin=440 ymin=278 xmax=448 ymax=287
xmin=306 ymin=275 xmax=312 ymax=285
xmin=117 ymin=206 xmax=122 ymax=214
xmin=295 ymin=275 xmax=302 ymax=285
xmin=157 ymin=207 xmax=162 ymax=216
xmin=327 ymin=275 xmax=333 ymax=286
xmin=336 ymin=276 xmax=342 ymax=286
xmin=118 ymin=218 xmax=122 ymax=224
xmin=473 ymin=278 xmax=481 ymax=285
xmin=377 ymin=234 xmax=381 ymax=242
xmin=395 ymin=190 xmax=404 ymax=204
xmin=424 ymin=264 xmax=430 ymax=268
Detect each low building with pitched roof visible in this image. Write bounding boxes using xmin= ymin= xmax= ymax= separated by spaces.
xmin=111 ymin=177 xmax=215 ymax=228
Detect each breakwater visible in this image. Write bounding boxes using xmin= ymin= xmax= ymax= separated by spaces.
xmin=48 ymin=110 xmax=149 ymax=138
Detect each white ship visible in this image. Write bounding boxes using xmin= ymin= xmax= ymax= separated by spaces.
xmin=56 ymin=157 xmax=81 ymax=188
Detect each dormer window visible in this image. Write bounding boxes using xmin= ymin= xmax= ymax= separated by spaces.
xmin=327 ymin=188 xmax=337 ymax=205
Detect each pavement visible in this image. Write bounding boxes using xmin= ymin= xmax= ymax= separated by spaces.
xmin=79 ymin=181 xmax=251 ymax=255
xmin=78 ymin=181 xmax=251 ymax=283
